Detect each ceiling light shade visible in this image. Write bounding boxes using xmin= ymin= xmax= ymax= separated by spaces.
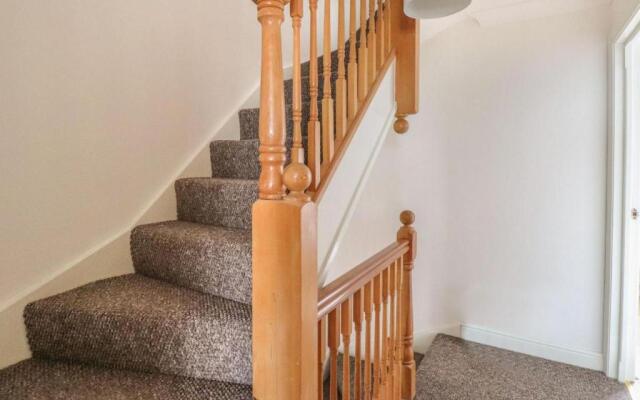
xmin=405 ymin=0 xmax=471 ymax=19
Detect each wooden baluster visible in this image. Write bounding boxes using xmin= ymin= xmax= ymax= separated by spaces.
xmin=388 ymin=261 xmax=397 ymax=400
xmin=367 ymin=0 xmax=376 ymax=86
xmin=256 ymin=0 xmax=287 ymax=200
xmin=364 ymin=281 xmax=373 ymax=400
xmin=354 ymin=289 xmax=363 ymax=400
xmin=329 ymin=309 xmax=340 ymax=400
xmin=347 ymin=0 xmax=358 ymax=120
xmin=319 ymin=318 xmax=327 ymax=400
xmin=308 ymin=0 xmax=321 ymax=190
xmin=322 ymin=0 xmax=335 ymax=171
xmin=291 ymin=0 xmax=302 ymax=165
xmin=384 ymin=0 xmax=391 ymax=54
xmin=381 ymin=267 xmax=389 ymax=400
xmin=341 ymin=299 xmax=353 ymax=400
xmin=335 ymin=0 xmax=347 ymax=146
xmin=377 ymin=0 xmax=384 ymax=68
xmin=373 ymin=274 xmax=381 ymax=400
xmin=398 ymin=211 xmax=417 ymax=400
xmin=357 ymin=0 xmax=368 ymax=102
xmin=395 ymin=257 xmax=404 ymax=400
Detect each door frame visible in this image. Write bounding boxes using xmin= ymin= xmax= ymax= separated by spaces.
xmin=606 ymin=6 xmax=640 ymax=382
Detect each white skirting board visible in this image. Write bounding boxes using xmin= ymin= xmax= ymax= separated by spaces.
xmin=460 ymin=324 xmax=604 ymax=371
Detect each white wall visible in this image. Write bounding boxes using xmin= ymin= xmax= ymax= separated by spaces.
xmin=331 ymin=5 xmax=610 ymax=368
xmin=0 ymin=0 xmax=262 ymax=313
xmin=612 ymin=0 xmax=640 ymax=37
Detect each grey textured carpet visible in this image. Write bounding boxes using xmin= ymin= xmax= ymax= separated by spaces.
xmin=416 ymin=334 xmax=630 ymax=400
xmin=0 ymin=359 xmax=252 ymax=400
xmin=0 ymin=38 xmax=339 ymax=398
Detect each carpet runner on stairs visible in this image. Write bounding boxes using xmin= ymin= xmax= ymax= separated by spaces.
xmin=0 ymin=59 xmax=341 ymax=399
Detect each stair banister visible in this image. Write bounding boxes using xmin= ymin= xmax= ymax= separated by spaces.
xmin=253 ymin=0 xmax=420 ymax=398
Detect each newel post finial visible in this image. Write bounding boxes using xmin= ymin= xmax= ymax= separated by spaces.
xmin=397 ymin=210 xmax=416 ymax=400
xmin=394 ymin=115 xmax=409 ymax=134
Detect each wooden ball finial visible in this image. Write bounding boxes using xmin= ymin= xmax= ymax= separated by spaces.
xmin=400 ymin=210 xmax=415 ymax=226
xmin=283 ymin=162 xmax=312 ymax=201
xmin=394 ymin=116 xmax=409 ymax=134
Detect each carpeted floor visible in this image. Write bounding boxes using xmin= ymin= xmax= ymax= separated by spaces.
xmin=416 ymin=334 xmax=630 ymax=400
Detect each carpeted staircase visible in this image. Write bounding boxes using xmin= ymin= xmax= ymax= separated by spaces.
xmin=0 ymin=51 xmax=342 ymax=399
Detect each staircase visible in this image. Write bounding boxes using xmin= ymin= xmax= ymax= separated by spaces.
xmin=0 ymin=0 xmax=420 ymax=399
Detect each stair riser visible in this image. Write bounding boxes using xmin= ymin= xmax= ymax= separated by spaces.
xmin=131 ymin=222 xmax=252 ymax=304
xmin=23 ymin=276 xmax=253 ymax=386
xmin=210 ymin=139 xmax=304 ymax=180
xmin=176 ymin=179 xmax=257 ymax=230
xmin=239 ymin=101 xmax=323 ymax=141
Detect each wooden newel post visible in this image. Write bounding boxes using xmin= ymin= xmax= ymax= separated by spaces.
xmin=397 ymin=210 xmax=416 ymax=400
xmin=253 ymin=1 xmax=318 ymax=400
xmin=391 ymin=0 xmax=419 ymax=135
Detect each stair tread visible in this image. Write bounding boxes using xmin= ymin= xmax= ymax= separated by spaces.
xmin=176 ymin=177 xmax=257 ymax=230
xmin=132 ymin=221 xmax=252 ymax=304
xmin=0 ymin=359 xmax=252 ymax=400
xmin=25 ymin=274 xmax=252 ymax=385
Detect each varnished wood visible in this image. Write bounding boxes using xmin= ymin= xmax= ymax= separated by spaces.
xmin=336 ymin=0 xmax=348 ymax=145
xmin=397 ymin=211 xmax=416 ymax=400
xmin=252 ymin=197 xmax=318 ymax=400
xmin=284 ymin=0 xmax=312 ymax=200
xmin=257 ymin=0 xmax=287 ymax=200
xmin=357 ymin=0 xmax=368 ymax=102
xmin=290 ymin=0 xmax=304 ymax=165
xmin=384 ymin=0 xmax=391 ymax=55
xmin=319 ymin=318 xmax=327 ymax=400
xmin=373 ymin=274 xmax=381 ymax=400
xmin=354 ymin=289 xmax=363 ymax=400
xmin=318 ymin=239 xmax=408 ymax=318
xmin=307 ymin=0 xmax=321 ymax=191
xmin=329 ymin=309 xmax=340 ymax=400
xmin=347 ymin=0 xmax=359 ymax=120
xmin=388 ymin=261 xmax=397 ymax=400
xmin=364 ymin=282 xmax=373 ymax=400
xmin=394 ymin=258 xmax=404 ymax=400
xmin=381 ymin=267 xmax=389 ymax=399
xmin=322 ymin=0 xmax=335 ymax=171
xmin=341 ymin=299 xmax=353 ymax=400
xmin=391 ymin=0 xmax=419 ymax=118
xmin=313 ymin=52 xmax=395 ymax=203
xmin=367 ymin=0 xmax=376 ymax=86
xmin=377 ymin=0 xmax=384 ymax=67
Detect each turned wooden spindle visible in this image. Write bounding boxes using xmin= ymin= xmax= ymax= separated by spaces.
xmin=394 ymin=258 xmax=404 ymax=400
xmin=373 ymin=274 xmax=382 ymax=400
xmin=384 ymin=0 xmax=391 ymax=54
xmin=341 ymin=298 xmax=353 ymax=400
xmin=322 ymin=0 xmax=335 ymax=171
xmin=358 ymin=0 xmax=368 ymax=102
xmin=367 ymin=0 xmax=376 ymax=86
xmin=308 ymin=0 xmax=321 ymax=191
xmin=319 ymin=318 xmax=327 ymax=400
xmin=389 ymin=261 xmax=397 ymax=399
xmin=364 ymin=281 xmax=373 ymax=400
xmin=336 ymin=0 xmax=347 ymax=145
xmin=347 ymin=0 xmax=359 ymax=120
xmin=354 ymin=289 xmax=363 ymax=400
xmin=377 ymin=0 xmax=384 ymax=67
xmin=397 ymin=210 xmax=417 ymax=400
xmin=381 ymin=267 xmax=389 ymax=399
xmin=284 ymin=0 xmax=312 ymax=201
xmin=329 ymin=309 xmax=340 ymax=400
xmin=257 ymin=0 xmax=288 ymax=200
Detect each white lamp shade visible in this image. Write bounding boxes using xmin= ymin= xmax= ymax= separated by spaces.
xmin=405 ymin=0 xmax=472 ymax=19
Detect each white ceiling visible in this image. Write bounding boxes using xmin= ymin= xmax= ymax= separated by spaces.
xmin=416 ymin=0 xmax=612 ymax=40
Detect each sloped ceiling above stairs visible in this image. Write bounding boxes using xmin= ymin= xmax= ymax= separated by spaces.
xmin=420 ymin=0 xmax=612 ymax=39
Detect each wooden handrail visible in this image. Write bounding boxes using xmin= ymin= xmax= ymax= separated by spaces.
xmin=318 ymin=240 xmax=408 ymax=318
xmin=252 ymin=0 xmax=419 ymax=398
